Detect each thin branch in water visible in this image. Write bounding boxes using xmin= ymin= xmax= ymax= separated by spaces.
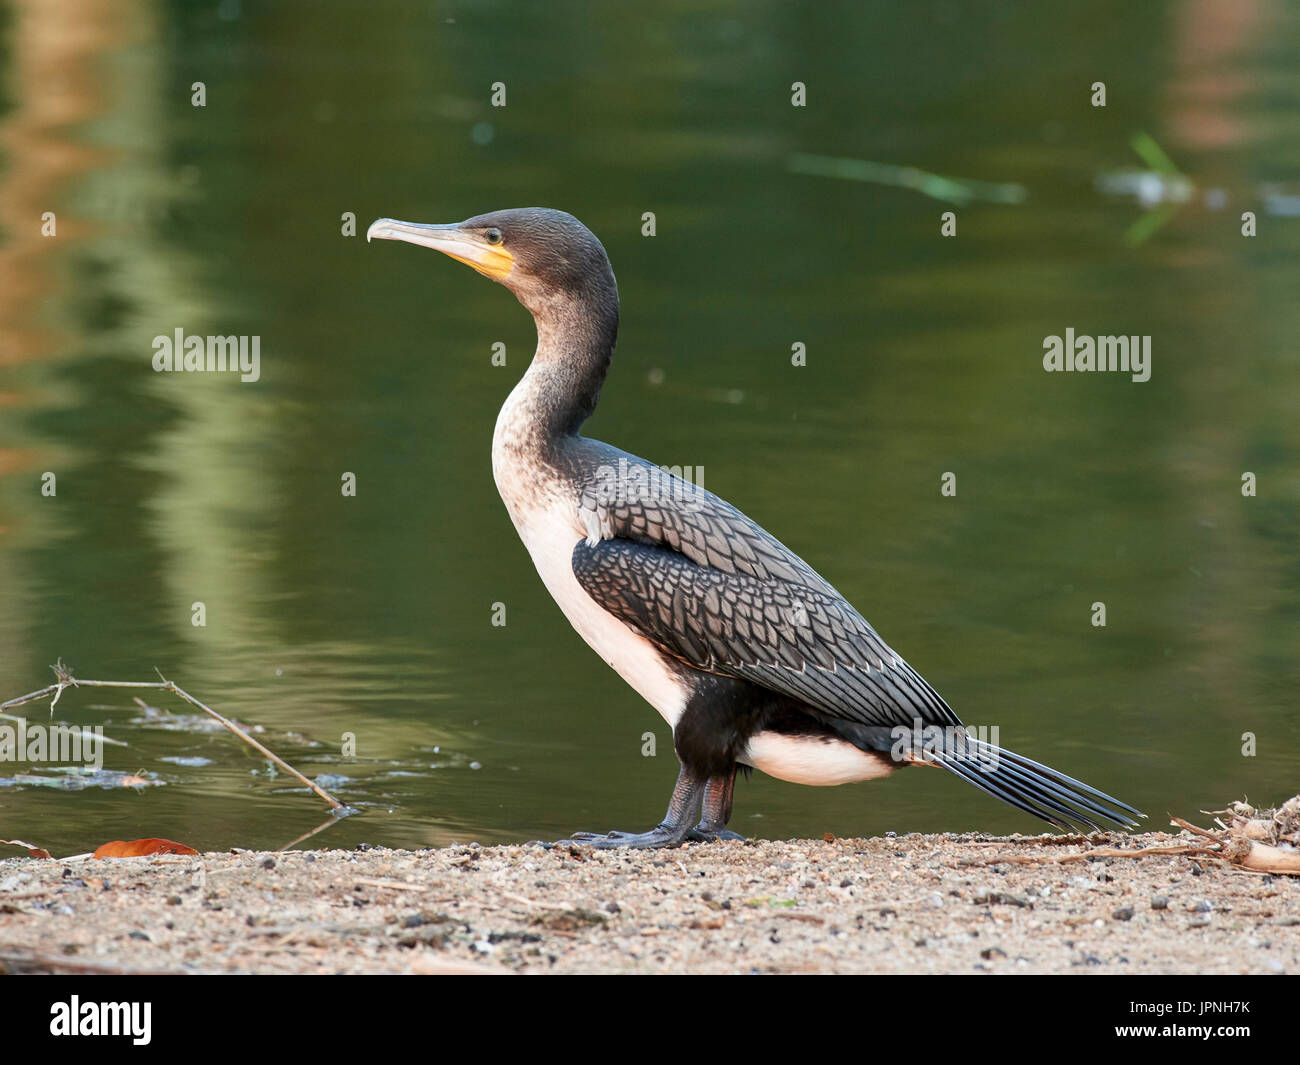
xmin=278 ymin=813 xmax=348 ymax=851
xmin=2 ymin=661 xmax=349 ymax=814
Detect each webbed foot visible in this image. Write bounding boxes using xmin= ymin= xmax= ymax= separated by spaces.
xmin=558 ymin=824 xmax=691 ymax=850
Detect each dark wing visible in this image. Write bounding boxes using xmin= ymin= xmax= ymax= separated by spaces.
xmin=574 ymin=447 xmax=844 ymax=593
xmin=571 ymin=536 xmax=962 ymax=732
xmin=568 ymin=451 xmax=1144 ymax=831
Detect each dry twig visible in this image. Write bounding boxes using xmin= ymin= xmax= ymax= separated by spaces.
xmin=1 ymin=660 xmax=346 ymax=813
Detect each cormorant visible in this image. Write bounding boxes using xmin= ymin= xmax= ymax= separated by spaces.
xmin=368 ymin=208 xmax=1143 ymax=848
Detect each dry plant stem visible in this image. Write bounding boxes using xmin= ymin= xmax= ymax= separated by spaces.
xmin=1170 ymin=815 xmax=1300 ymax=875
xmin=977 ymin=843 xmax=1218 ymax=865
xmin=980 ymin=813 xmax=1300 ymax=876
xmin=1223 ymin=839 xmax=1300 ymax=873
xmin=1 ymin=666 xmax=344 ymax=812
xmin=1169 ymin=816 xmax=1223 ymax=841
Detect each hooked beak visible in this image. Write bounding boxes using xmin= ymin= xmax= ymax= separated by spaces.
xmin=367 ymin=218 xmax=515 ymax=281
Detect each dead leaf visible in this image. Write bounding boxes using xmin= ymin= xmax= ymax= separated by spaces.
xmin=92 ymin=838 xmax=198 ymax=858
xmin=0 ymin=839 xmax=53 ymax=859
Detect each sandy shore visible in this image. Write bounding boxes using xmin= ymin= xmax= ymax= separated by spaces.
xmin=1 ymin=830 xmax=1295 ymax=974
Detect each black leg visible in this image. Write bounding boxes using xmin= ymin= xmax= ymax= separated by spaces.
xmin=687 ymin=764 xmax=744 ymax=842
xmin=561 ymin=762 xmax=745 ymax=849
xmin=559 ymin=763 xmax=705 ymax=849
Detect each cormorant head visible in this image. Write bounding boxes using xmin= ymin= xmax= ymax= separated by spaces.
xmin=367 ymin=208 xmax=616 ymax=321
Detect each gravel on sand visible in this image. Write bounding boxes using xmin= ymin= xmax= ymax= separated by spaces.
xmin=1 ymin=830 xmax=1295 ymax=974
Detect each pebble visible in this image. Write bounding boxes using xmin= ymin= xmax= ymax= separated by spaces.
xmin=972 ymin=888 xmax=1031 ymax=908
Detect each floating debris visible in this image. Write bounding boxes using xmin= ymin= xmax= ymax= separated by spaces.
xmin=1095 ymin=170 xmax=1195 ymax=209
xmin=1260 ymin=184 xmax=1300 ymax=217
xmin=0 ymin=766 xmax=161 ymax=791
xmin=787 ymin=151 xmax=1027 ymax=206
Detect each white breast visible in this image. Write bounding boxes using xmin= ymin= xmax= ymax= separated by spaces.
xmin=492 ymin=385 xmax=689 ymax=729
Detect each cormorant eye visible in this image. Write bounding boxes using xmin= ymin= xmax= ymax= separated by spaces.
xmin=485 ymin=228 xmax=503 ymax=245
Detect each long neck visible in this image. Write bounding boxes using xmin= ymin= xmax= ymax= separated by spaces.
xmin=506 ymin=276 xmax=620 ymax=447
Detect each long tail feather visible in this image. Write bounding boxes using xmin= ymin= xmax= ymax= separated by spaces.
xmin=928 ymin=739 xmax=1144 ymax=832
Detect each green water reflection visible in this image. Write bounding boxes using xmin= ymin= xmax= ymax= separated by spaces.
xmin=0 ymin=1 xmax=1296 ymax=853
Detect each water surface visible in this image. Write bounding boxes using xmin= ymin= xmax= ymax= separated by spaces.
xmin=0 ymin=1 xmax=1296 ymax=853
